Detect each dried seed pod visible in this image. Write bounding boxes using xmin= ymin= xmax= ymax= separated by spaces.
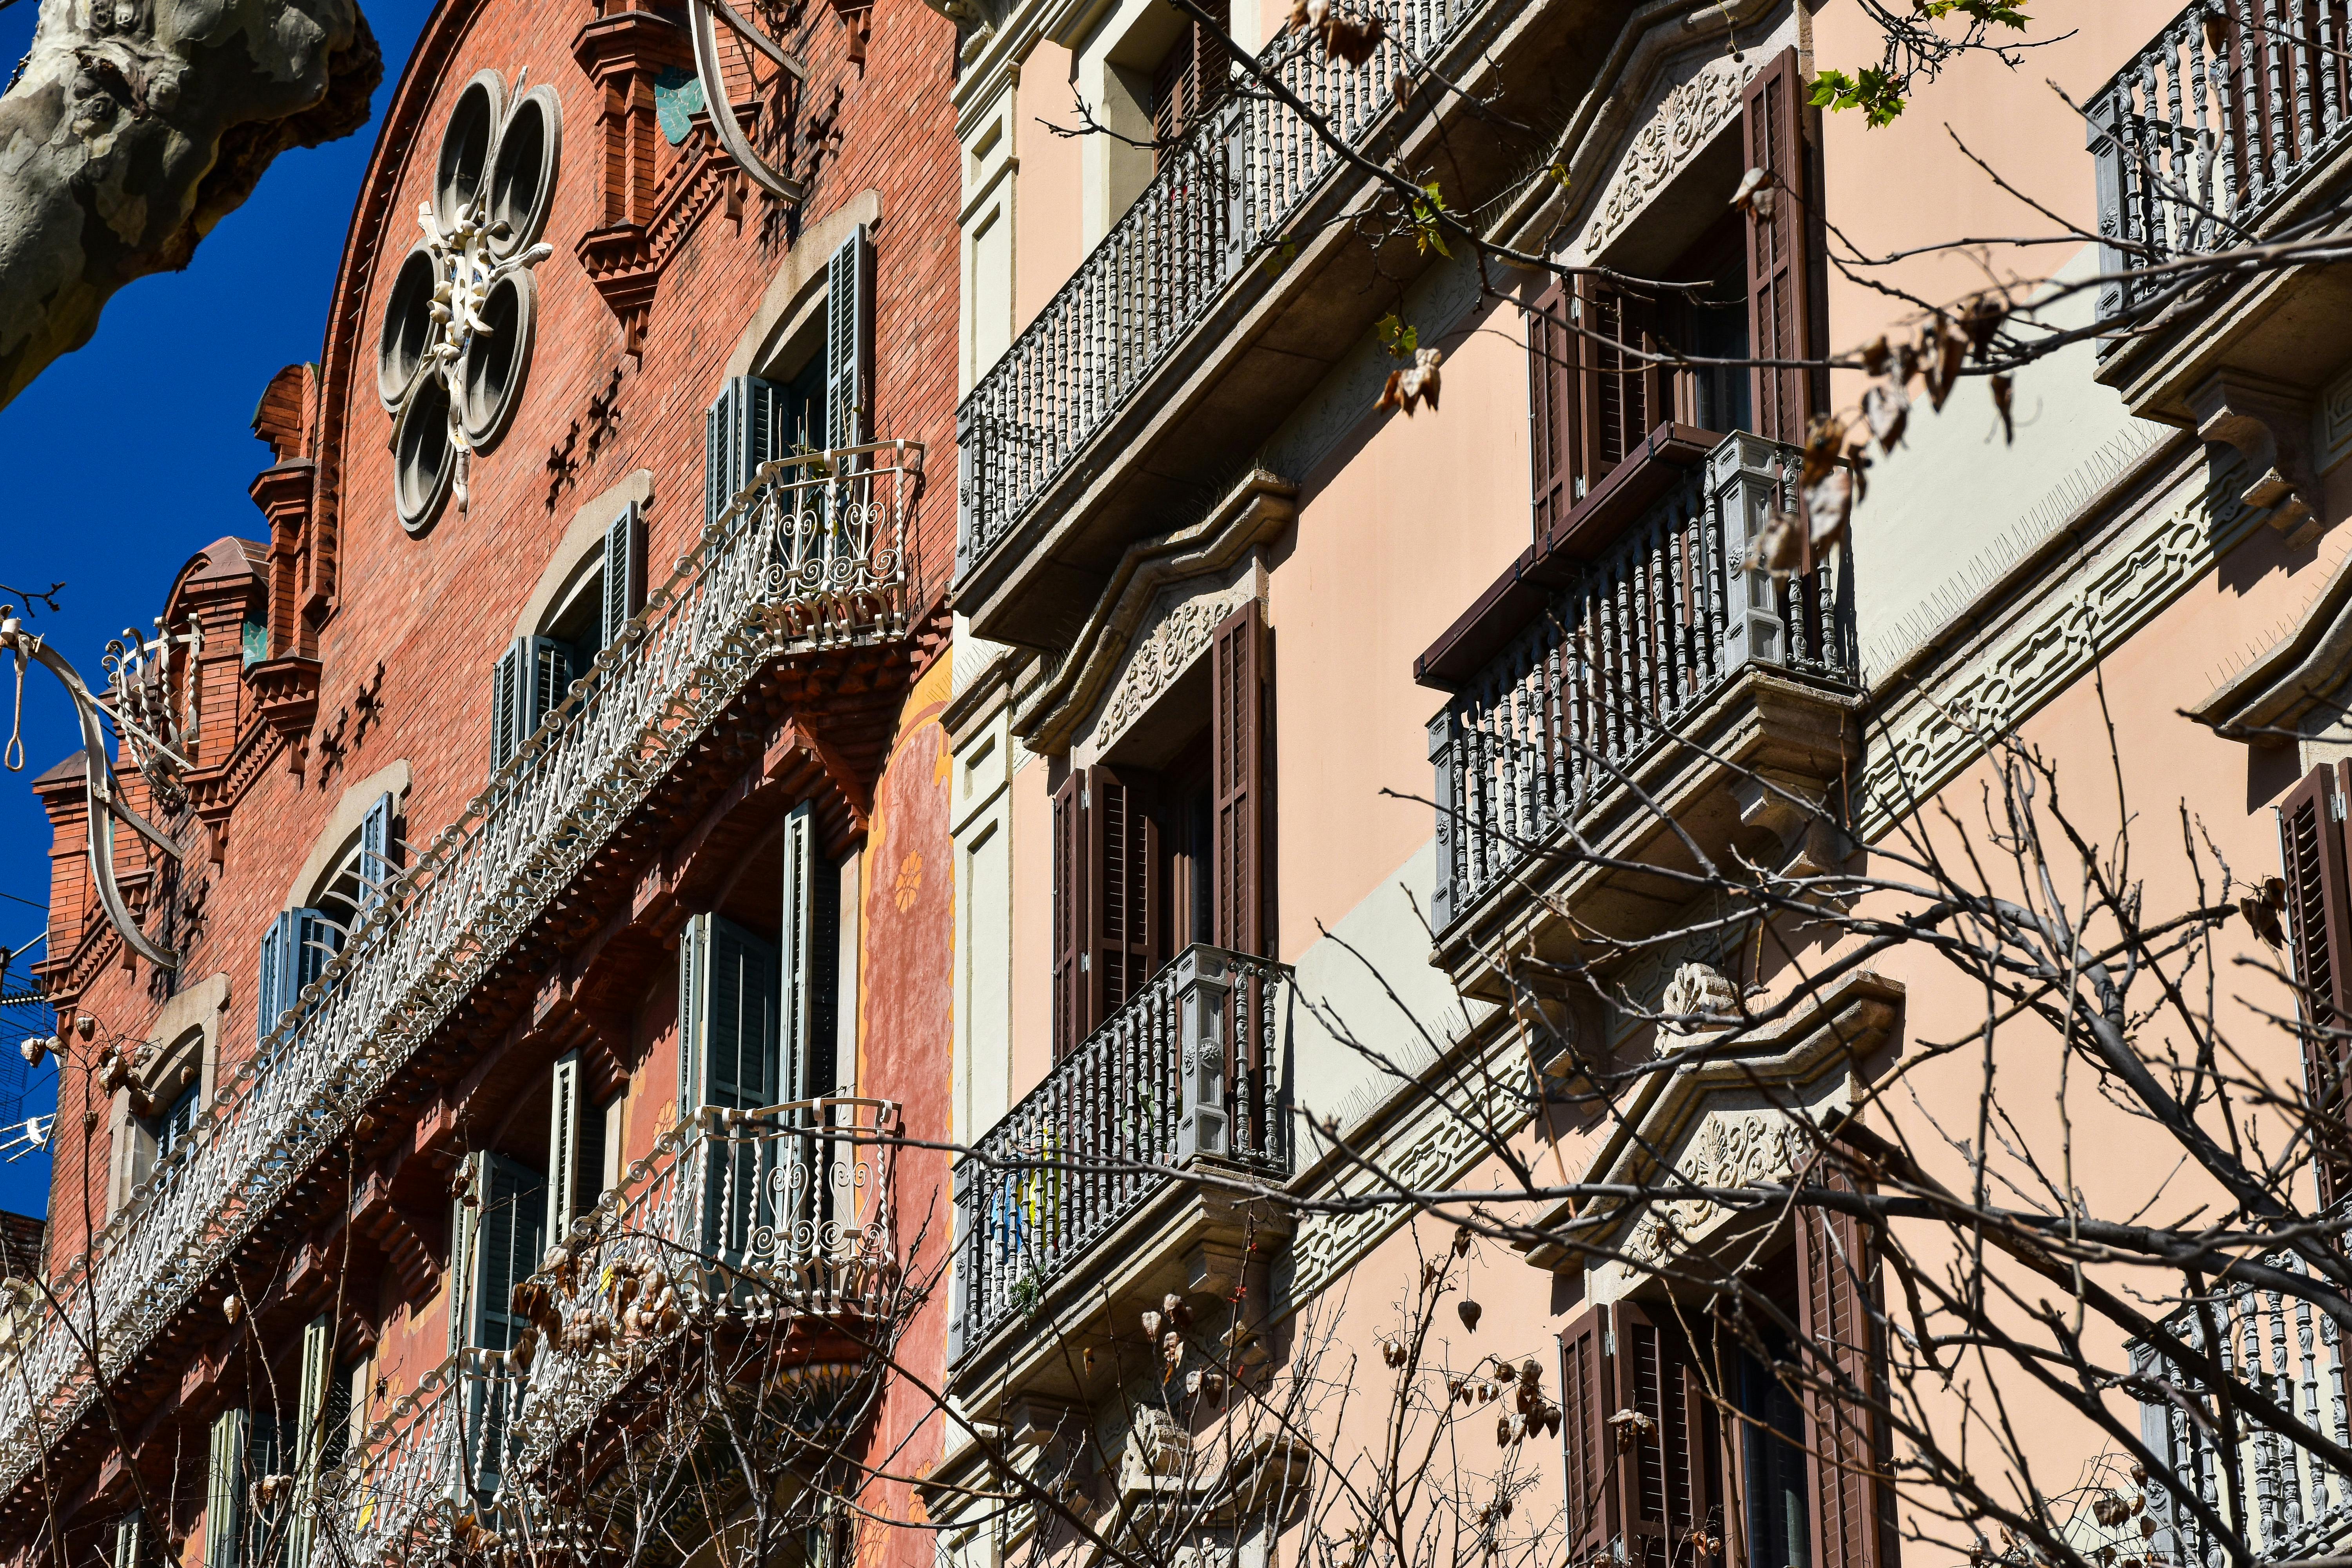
xmin=223 ymin=1293 xmax=243 ymax=1325
xmin=1163 ymin=1293 xmax=1193 ymax=1329
xmin=1163 ymin=1330 xmax=1183 ymax=1366
xmin=1520 ymin=1358 xmax=1542 ymax=1387
xmin=1452 ymin=1225 xmax=1473 ymax=1257
xmin=1142 ymin=1309 xmax=1164 ymax=1339
xmin=1457 ymin=1300 xmax=1483 ymax=1332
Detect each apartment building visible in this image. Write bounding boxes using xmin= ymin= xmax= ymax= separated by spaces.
xmin=927 ymin=0 xmax=2352 ymax=1564
xmin=0 ymin=0 xmax=962 ymax=1561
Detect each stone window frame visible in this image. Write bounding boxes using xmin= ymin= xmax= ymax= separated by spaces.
xmin=108 ymin=974 xmax=227 ymax=1217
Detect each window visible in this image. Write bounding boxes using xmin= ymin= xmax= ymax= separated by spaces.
xmin=259 ymin=793 xmax=396 ymax=1043
xmin=1051 ymin=601 xmax=1268 ymax=1057
xmin=150 ymin=1079 xmax=198 ymax=1163
xmin=448 ymin=1151 xmax=546 ymax=1497
xmin=2279 ymin=761 xmax=2352 ymax=1198
xmin=1528 ymin=45 xmax=1814 ymax=539
xmin=1150 ymin=0 xmax=1229 ymax=153
xmin=489 ymin=505 xmax=644 ymax=773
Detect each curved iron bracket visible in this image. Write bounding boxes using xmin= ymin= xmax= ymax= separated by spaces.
xmin=2 ymin=624 xmax=186 ymax=971
xmin=687 ymin=0 xmax=809 ymax=205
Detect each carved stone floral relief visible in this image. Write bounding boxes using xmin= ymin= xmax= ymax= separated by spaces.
xmin=1081 ymin=576 xmax=1256 ymax=761
xmin=1575 ymin=55 xmax=1755 ymax=265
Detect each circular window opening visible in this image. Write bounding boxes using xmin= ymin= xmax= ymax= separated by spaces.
xmin=435 ymin=75 xmax=503 ymax=231
xmin=395 ymin=380 xmax=454 ymax=531
xmin=376 ymin=246 xmax=438 ymax=410
xmin=459 ymin=273 xmax=532 ymax=446
xmin=488 ymin=89 xmax=559 ymax=254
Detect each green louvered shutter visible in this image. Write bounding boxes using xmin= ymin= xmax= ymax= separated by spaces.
xmin=205 ymin=1410 xmax=247 ymax=1568
xmin=465 ymin=1154 xmax=545 ymax=1499
xmin=706 ymin=378 xmax=782 ymax=531
xmin=547 ymin=1053 xmax=583 ymax=1245
xmin=825 ymin=227 xmax=873 ymax=456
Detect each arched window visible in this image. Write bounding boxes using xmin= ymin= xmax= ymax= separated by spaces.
xmin=488 ymin=503 xmax=645 ymax=773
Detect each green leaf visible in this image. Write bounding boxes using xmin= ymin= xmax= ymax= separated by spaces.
xmin=1809 ymin=66 xmax=1907 ymax=127
xmin=1376 ymin=313 xmax=1418 ymax=358
xmin=1410 ymin=180 xmax=1452 ymax=258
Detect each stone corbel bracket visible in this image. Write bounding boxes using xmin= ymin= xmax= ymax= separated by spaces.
xmin=2189 ymin=541 xmax=2352 ymax=742
xmin=2190 ymin=370 xmax=2324 ymax=546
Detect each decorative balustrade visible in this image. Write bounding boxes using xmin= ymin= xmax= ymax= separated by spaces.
xmin=954 ymin=0 xmax=1476 ymax=579
xmin=2089 ymin=0 xmax=2352 ymax=323
xmin=2132 ymin=1239 xmax=2352 ymax=1564
xmin=310 ymin=1100 xmax=898 ymax=1566
xmin=952 ymin=946 xmax=1291 ymax=1357
xmin=0 ymin=445 xmax=922 ymax=1501
xmin=1424 ymin=432 xmax=1857 ymax=932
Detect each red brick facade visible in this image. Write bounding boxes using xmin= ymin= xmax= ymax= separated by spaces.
xmin=16 ymin=0 xmax=962 ymax=1555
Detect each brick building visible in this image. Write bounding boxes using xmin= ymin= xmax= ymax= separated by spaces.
xmin=2 ymin=0 xmax=962 ymax=1559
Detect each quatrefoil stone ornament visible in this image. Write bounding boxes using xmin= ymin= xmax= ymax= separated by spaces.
xmin=377 ymin=69 xmax=563 ymax=534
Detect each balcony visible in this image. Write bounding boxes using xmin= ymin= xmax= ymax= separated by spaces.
xmin=1417 ymin=430 xmax=1861 ymax=992
xmin=951 ymin=946 xmax=1292 ymax=1415
xmin=313 ymin=1099 xmax=899 ymax=1563
xmin=2129 ymin=1229 xmax=2352 ymax=1564
xmin=2089 ymin=1 xmax=2352 ymax=473
xmin=0 ymin=445 xmax=922 ymax=1506
xmin=951 ymin=0 xmax=1599 ymax=648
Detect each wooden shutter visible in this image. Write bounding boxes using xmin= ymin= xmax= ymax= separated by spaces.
xmin=356 ymin=791 xmax=395 ymax=915
xmin=1528 ymin=279 xmax=1577 ymax=541
xmin=205 ymin=1409 xmax=249 ymax=1568
xmin=1088 ymin=766 xmax=1161 ymax=1024
xmin=1212 ymin=602 xmax=1268 ymax=957
xmin=698 ymin=915 xmax=781 ymax=1111
xmin=1797 ymin=1156 xmax=1895 ymax=1568
xmin=1613 ymin=1300 xmax=1717 ymax=1568
xmin=2282 ymin=763 xmax=2352 ymax=1200
xmin=522 ymin=635 xmax=573 ymax=741
xmin=1577 ymin=278 xmax=1661 ymax=478
xmin=707 ymin=376 xmax=781 ymax=529
xmin=116 ymin=1512 xmax=144 ymax=1568
xmin=1743 ymin=47 xmax=1816 ymax=443
xmin=287 ymin=1315 xmax=330 ymax=1568
xmin=490 ymin=641 xmax=520 ymax=773
xmin=257 ymin=911 xmax=295 ymax=1043
xmin=1052 ymin=770 xmax=1088 ymax=1059
xmin=1559 ymin=1304 xmax=1618 ymax=1565
xmin=547 ymin=1052 xmax=583 ymax=1243
xmin=780 ymin=802 xmax=820 ymax=1103
xmin=826 ymin=228 xmax=873 ymax=455
xmin=1150 ymin=0 xmax=1228 ymax=149
xmin=601 ymin=502 xmax=645 ymax=652
xmin=447 ymin=1150 xmax=482 ymax=1357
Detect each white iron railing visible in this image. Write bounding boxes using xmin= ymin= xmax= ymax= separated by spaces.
xmin=2090 ymin=0 xmax=2352 ymax=326
xmin=2133 ymin=1241 xmax=2352 ymax=1563
xmin=0 ymin=445 xmax=922 ymax=1501
xmin=309 ymin=1102 xmax=898 ymax=1565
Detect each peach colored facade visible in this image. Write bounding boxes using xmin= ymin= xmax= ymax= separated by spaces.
xmin=930 ymin=0 xmax=2352 ymax=1566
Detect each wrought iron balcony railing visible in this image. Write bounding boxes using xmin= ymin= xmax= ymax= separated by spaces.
xmin=310 ymin=1100 xmax=899 ymax=1566
xmin=952 ymin=946 xmax=1291 ymax=1357
xmin=0 ymin=445 xmax=922 ymax=1503
xmin=2130 ymin=1236 xmax=2352 ymax=1564
xmin=2089 ymin=0 xmax=2352 ymax=324
xmin=953 ymin=0 xmax=1475 ymax=581
xmin=1423 ymin=433 xmax=1858 ymax=932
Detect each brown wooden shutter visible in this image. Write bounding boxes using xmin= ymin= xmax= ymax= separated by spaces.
xmin=1743 ymin=46 xmax=1817 ymax=444
xmin=1559 ymin=1304 xmax=1618 ymax=1565
xmin=1529 ymin=279 xmax=1577 ymax=541
xmin=1212 ymin=601 xmax=1268 ymax=957
xmin=1051 ymin=769 xmax=1087 ymax=1060
xmin=1087 ymin=766 xmax=1160 ymax=1024
xmin=1797 ymin=1156 xmax=1895 ymax=1568
xmin=1613 ymin=1301 xmax=1718 ymax=1568
xmin=2282 ymin=762 xmax=2352 ymax=1198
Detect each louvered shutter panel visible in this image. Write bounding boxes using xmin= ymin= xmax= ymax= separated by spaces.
xmin=522 ymin=635 xmax=573 ymax=741
xmin=287 ymin=1315 xmax=330 ymax=1568
xmin=205 ymin=1409 xmax=249 ymax=1568
xmin=1529 ymin=280 xmax=1577 ymax=541
xmin=780 ymin=802 xmax=820 ymax=1102
xmin=356 ymin=792 xmax=395 ymax=914
xmin=1087 ymin=766 xmax=1160 ymax=1026
xmin=692 ymin=915 xmax=780 ymax=1256
xmin=489 ymin=641 xmax=520 ymax=773
xmin=1559 ymin=1304 xmax=1618 ymax=1565
xmin=446 ymin=1150 xmax=483 ymax=1357
xmin=246 ymin=1411 xmax=282 ymax=1561
xmin=1613 ymin=1301 xmax=1717 ymax=1568
xmin=257 ymin=911 xmax=295 ymax=1043
xmin=601 ymin=503 xmax=645 ymax=652
xmin=1212 ymin=602 xmax=1268 ymax=956
xmin=1052 ymin=771 xmax=1088 ymax=1059
xmin=1798 ymin=1155 xmax=1895 ymax=1568
xmin=548 ymin=1052 xmax=583 ymax=1243
xmin=293 ymin=907 xmax=335 ymax=995
xmin=468 ymin=1154 xmax=544 ymax=1498
xmin=707 ymin=377 xmax=782 ymax=530
xmin=2282 ymin=763 xmax=2352 ymax=1200
xmin=826 ymin=227 xmax=874 ymax=456
xmin=1744 ymin=47 xmax=1816 ymax=443
xmin=680 ymin=915 xmax=705 ymax=1115
xmin=116 ymin=1512 xmax=144 ymax=1568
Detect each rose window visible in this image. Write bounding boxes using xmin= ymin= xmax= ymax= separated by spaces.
xmin=377 ymin=69 xmax=561 ymax=534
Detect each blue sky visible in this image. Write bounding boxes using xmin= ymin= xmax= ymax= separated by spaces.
xmin=0 ymin=0 xmax=433 ymax=1217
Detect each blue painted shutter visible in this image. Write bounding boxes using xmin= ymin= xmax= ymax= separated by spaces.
xmin=706 ymin=377 xmax=781 ymax=531
xmin=490 ymin=641 xmax=521 ymax=773
xmin=522 ymin=636 xmax=573 ymax=740
xmin=257 ymin=912 xmax=294 ymax=1043
xmin=293 ymin=908 xmax=336 ymax=994
xmin=356 ymin=792 xmax=395 ymax=915
xmin=826 ymin=227 xmax=873 ymax=454
xmin=601 ymin=503 xmax=645 ymax=652
xmin=465 ymin=1154 xmax=545 ymax=1499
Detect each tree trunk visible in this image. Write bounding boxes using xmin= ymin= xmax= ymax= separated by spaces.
xmin=0 ymin=0 xmax=381 ymax=409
